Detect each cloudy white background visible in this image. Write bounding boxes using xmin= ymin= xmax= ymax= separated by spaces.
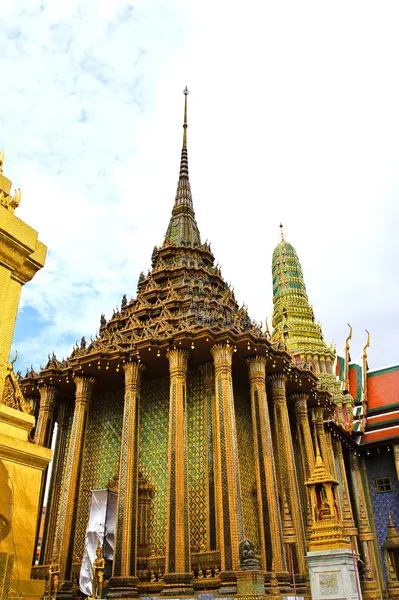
xmin=2 ymin=0 xmax=398 ymax=372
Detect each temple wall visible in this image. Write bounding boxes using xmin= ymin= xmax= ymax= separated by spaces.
xmin=73 ymin=389 xmax=124 ymax=561
xmin=139 ymin=376 xmax=169 ymax=557
xmin=186 ymin=369 xmax=208 ymax=553
xmin=234 ymin=383 xmax=260 ymax=551
xmin=365 ymin=452 xmax=399 ymax=587
xmin=69 ymin=367 xmax=259 ymax=567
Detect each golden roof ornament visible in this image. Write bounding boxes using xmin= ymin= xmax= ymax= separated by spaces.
xmin=383 ymin=511 xmax=399 ymax=548
xmin=0 ymin=150 xmax=21 ymax=213
xmin=279 ymin=222 xmax=285 ymax=241
xmin=344 ymin=322 xmax=352 ymax=391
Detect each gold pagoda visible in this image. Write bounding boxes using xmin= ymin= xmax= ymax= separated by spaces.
xmin=22 ymin=92 xmax=384 ymax=600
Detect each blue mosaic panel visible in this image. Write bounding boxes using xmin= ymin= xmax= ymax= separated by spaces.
xmin=365 ymin=451 xmax=399 ymax=586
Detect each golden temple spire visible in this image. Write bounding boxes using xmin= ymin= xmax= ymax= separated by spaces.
xmin=164 ymin=88 xmax=201 ymax=246
xmin=344 ymin=323 xmax=352 ymax=392
xmin=279 ymin=222 xmax=285 ymax=241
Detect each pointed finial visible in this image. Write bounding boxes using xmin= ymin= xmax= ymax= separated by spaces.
xmin=279 ymin=223 xmax=285 ymax=241
xmin=0 ymin=149 xmax=4 ymax=172
xmin=265 ymin=317 xmax=271 ymax=337
xmin=363 ymin=329 xmax=370 ymax=359
xmin=183 ymin=86 xmax=189 ymax=149
xmin=344 ymin=322 xmax=352 ymax=391
xmin=345 ymin=323 xmax=352 ymax=349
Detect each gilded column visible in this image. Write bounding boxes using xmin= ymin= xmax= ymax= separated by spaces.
xmin=248 ymin=357 xmax=286 ymax=574
xmin=41 ymin=399 xmax=70 ymax=565
xmin=270 ymin=374 xmax=306 ymax=575
xmin=293 ymin=393 xmax=315 ymax=534
xmin=393 ymin=444 xmax=399 ymax=482
xmin=332 ymin=437 xmax=357 ymax=540
xmin=50 ymin=375 xmax=95 ymax=588
xmin=163 ymin=349 xmax=192 ymax=593
xmin=350 ymin=453 xmax=381 ymax=600
xmin=35 ymin=383 xmax=58 ymax=447
xmin=109 ymin=361 xmax=143 ymax=598
xmin=210 ymin=343 xmax=243 ymax=574
xmin=200 ymin=362 xmax=217 ymax=552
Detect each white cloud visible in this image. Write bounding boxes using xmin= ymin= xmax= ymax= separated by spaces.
xmin=2 ymin=0 xmax=399 ymax=371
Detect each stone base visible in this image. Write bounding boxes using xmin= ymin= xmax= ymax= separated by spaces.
xmin=306 ymin=549 xmax=361 ymax=600
xmin=235 ymin=570 xmax=266 ymax=599
xmin=107 ymin=575 xmax=140 ymax=598
xmin=160 ymin=572 xmax=194 ymax=596
xmin=216 ymin=571 xmax=237 ymax=596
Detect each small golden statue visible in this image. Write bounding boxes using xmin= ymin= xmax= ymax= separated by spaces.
xmin=48 ymin=562 xmax=60 ymax=599
xmin=91 ymin=541 xmax=105 ymax=599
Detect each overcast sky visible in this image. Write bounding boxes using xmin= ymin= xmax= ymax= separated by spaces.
xmin=2 ymin=0 xmax=399 ymax=372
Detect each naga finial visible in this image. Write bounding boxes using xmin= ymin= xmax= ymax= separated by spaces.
xmin=363 ymin=329 xmax=370 ymax=359
xmin=265 ymin=317 xmax=271 ymax=337
xmin=362 ymin=329 xmax=371 ymax=407
xmin=183 ymin=86 xmax=189 ymax=149
xmin=7 ymin=350 xmax=18 ymax=373
xmin=345 ymin=323 xmax=352 ymax=349
xmin=344 ymin=323 xmax=352 ymax=392
xmin=279 ymin=222 xmax=285 ymax=241
xmin=0 ymin=149 xmax=4 ymax=172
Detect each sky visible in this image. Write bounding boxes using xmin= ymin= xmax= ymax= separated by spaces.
xmin=2 ymin=0 xmax=399 ymax=372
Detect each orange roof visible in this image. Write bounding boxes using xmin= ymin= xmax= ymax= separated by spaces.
xmin=361 ymin=425 xmax=399 ymax=443
xmin=367 ymin=366 xmax=399 ymax=410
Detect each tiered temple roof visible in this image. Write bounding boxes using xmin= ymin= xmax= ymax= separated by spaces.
xmin=21 ymin=91 xmax=321 ymax=403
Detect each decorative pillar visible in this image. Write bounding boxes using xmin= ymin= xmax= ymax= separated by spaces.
xmin=200 ymin=362 xmax=217 ymax=552
xmin=50 ymin=375 xmax=95 ymax=591
xmin=332 ymin=437 xmax=357 ymax=540
xmin=32 ymin=384 xmax=58 ymax=568
xmin=35 ymin=383 xmax=58 ymax=447
xmin=350 ymin=453 xmax=381 ymax=600
xmin=248 ymin=356 xmax=286 ymax=574
xmin=270 ymin=374 xmax=306 ymax=575
xmin=163 ymin=349 xmax=192 ymax=594
xmin=394 ymin=444 xmax=399 ymax=482
xmin=109 ymin=361 xmax=143 ymax=598
xmin=210 ymin=343 xmax=243 ymax=575
xmin=40 ymin=399 xmax=70 ymax=565
xmin=294 ymin=393 xmax=315 ymax=534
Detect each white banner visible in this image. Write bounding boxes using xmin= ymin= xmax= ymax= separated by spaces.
xmin=79 ymin=490 xmax=109 ymax=596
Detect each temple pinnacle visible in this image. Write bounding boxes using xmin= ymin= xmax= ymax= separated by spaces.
xmin=164 ymin=88 xmax=201 ymax=246
xmin=183 ymin=86 xmax=189 ymax=149
xmin=279 ymin=223 xmax=285 ymax=241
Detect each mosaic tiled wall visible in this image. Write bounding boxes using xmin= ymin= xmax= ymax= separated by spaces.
xmin=234 ymin=384 xmax=260 ymax=551
xmin=365 ymin=452 xmax=399 ymax=587
xmin=139 ymin=368 xmax=208 ymax=557
xmin=139 ymin=376 xmax=169 ymax=557
xmin=73 ymin=389 xmax=124 ymax=560
xmin=67 ymin=367 xmax=258 ymax=565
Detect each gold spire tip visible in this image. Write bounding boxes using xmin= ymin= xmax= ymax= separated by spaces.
xmin=279 ymin=223 xmax=285 ymax=241
xmin=182 ymin=87 xmax=189 ymax=148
